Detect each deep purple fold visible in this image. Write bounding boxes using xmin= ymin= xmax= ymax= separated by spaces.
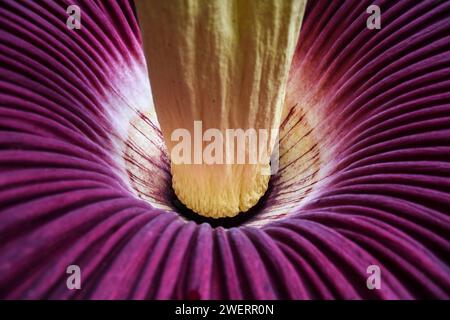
xmin=0 ymin=0 xmax=449 ymax=299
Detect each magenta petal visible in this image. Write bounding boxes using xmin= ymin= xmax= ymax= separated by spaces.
xmin=0 ymin=0 xmax=449 ymax=299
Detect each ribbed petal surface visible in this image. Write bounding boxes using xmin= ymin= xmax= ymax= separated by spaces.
xmin=0 ymin=0 xmax=449 ymax=299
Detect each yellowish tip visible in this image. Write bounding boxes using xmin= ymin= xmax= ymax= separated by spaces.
xmin=172 ymin=163 xmax=270 ymax=218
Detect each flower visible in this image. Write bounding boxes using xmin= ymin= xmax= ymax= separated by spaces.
xmin=0 ymin=0 xmax=449 ymax=299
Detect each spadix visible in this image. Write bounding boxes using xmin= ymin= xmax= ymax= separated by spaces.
xmin=136 ymin=0 xmax=306 ymax=218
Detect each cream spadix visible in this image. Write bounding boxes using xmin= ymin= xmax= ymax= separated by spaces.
xmin=136 ymin=0 xmax=306 ymax=218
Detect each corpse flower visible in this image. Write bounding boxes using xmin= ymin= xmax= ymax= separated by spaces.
xmin=0 ymin=0 xmax=449 ymax=299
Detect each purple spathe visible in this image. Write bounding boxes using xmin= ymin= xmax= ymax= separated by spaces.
xmin=0 ymin=0 xmax=449 ymax=299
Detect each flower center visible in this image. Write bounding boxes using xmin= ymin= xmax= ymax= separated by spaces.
xmin=135 ymin=0 xmax=307 ymax=218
